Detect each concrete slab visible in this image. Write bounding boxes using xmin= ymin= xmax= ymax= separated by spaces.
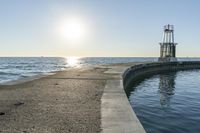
xmin=101 ymin=79 xmax=146 ymax=133
xmin=104 ymin=66 xmax=129 ymax=74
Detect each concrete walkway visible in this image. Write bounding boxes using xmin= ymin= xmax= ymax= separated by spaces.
xmin=101 ymin=66 xmax=146 ymax=133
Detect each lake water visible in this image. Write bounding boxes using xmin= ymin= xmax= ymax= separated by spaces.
xmin=129 ymin=70 xmax=200 ymax=133
xmin=0 ymin=57 xmax=199 ymax=84
xmin=0 ymin=57 xmax=157 ymax=84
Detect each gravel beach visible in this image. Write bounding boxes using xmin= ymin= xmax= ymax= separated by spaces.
xmin=0 ymin=62 xmax=142 ymax=133
xmin=0 ymin=66 xmax=113 ymax=133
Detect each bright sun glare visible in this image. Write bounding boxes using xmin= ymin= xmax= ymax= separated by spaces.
xmin=59 ymin=17 xmax=87 ymax=43
xmin=67 ymin=57 xmax=79 ymax=67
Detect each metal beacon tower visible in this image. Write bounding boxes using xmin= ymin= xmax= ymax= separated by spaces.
xmin=158 ymin=24 xmax=177 ymax=62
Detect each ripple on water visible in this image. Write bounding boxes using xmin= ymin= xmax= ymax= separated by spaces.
xmin=129 ymin=70 xmax=200 ymax=133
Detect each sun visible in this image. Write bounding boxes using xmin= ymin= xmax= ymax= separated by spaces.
xmin=59 ymin=17 xmax=87 ymax=43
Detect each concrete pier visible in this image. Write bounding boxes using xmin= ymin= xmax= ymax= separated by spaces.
xmin=101 ymin=65 xmax=145 ymax=133
xmin=101 ymin=80 xmax=145 ymax=133
xmin=101 ymin=61 xmax=200 ymax=133
xmin=123 ymin=61 xmax=200 ymax=92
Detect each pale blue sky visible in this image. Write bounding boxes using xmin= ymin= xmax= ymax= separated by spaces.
xmin=0 ymin=0 xmax=200 ymax=57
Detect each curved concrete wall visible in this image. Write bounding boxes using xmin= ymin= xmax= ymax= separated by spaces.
xmin=123 ymin=61 xmax=200 ymax=94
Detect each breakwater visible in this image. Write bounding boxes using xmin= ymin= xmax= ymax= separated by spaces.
xmin=123 ymin=61 xmax=200 ymax=94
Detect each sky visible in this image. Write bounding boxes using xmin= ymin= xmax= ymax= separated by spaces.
xmin=0 ymin=0 xmax=200 ymax=57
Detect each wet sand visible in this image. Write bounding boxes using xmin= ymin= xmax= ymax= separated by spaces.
xmin=0 ymin=63 xmax=142 ymax=133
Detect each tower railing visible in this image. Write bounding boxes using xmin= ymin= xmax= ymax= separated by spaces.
xmin=158 ymin=24 xmax=178 ymax=62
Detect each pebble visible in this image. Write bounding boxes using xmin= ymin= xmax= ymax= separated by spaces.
xmin=14 ymin=102 xmax=24 ymax=106
xmin=0 ymin=112 xmax=5 ymax=115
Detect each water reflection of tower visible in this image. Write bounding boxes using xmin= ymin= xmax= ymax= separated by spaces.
xmin=159 ymin=72 xmax=176 ymax=107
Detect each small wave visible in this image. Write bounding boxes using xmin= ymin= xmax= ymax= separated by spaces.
xmin=0 ymin=72 xmax=20 ymax=76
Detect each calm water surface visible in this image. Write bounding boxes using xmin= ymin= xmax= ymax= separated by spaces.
xmin=129 ymin=70 xmax=200 ymax=133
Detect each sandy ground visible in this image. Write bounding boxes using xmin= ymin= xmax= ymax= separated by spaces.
xmin=0 ymin=62 xmax=143 ymax=133
xmin=0 ymin=66 xmax=118 ymax=133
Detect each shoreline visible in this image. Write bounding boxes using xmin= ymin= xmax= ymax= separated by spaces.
xmin=0 ymin=66 xmax=82 ymax=86
xmin=1 ymin=72 xmax=55 ymax=86
xmin=0 ymin=62 xmax=142 ymax=86
xmin=0 ymin=62 xmax=146 ymax=133
xmin=0 ymin=66 xmax=109 ymax=132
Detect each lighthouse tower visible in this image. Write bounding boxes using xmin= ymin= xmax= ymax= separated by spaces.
xmin=158 ymin=24 xmax=177 ymax=62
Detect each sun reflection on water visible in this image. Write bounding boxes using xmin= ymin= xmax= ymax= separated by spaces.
xmin=66 ymin=57 xmax=80 ymax=67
